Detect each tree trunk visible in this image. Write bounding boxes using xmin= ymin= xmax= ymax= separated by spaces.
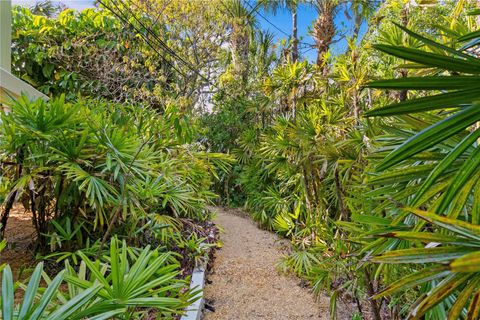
xmin=291 ymin=4 xmax=298 ymax=62
xmin=334 ymin=168 xmax=349 ymax=221
xmin=312 ymin=0 xmax=336 ymax=70
xmin=352 ymin=15 xmax=362 ymax=43
xmin=0 ymin=148 xmax=24 ymax=237
xmin=231 ymin=21 xmax=250 ymax=85
xmin=1 ymin=192 xmax=17 ymax=238
xmin=364 ymin=268 xmax=382 ymax=320
xmin=352 ymin=89 xmax=360 ymax=124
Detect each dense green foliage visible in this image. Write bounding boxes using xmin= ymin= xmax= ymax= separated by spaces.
xmin=4 ymin=0 xmax=480 ymax=319
xmin=1 ymin=238 xmax=194 ymax=319
xmin=12 ymin=7 xmax=167 ymax=106
xmin=1 ymin=2 xmax=231 ymax=318
xmin=0 ymin=95 xmax=229 ymax=248
xmin=11 ymin=1 xmax=227 ymax=108
xmin=202 ymin=0 xmax=480 ymax=319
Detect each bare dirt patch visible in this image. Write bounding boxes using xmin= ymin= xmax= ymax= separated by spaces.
xmin=203 ymin=207 xmax=330 ymax=320
xmin=0 ymin=204 xmax=36 ymax=280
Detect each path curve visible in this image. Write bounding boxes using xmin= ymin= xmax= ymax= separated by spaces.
xmin=203 ymin=207 xmax=329 ymax=320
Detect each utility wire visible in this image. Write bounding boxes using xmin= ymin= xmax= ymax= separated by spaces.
xmin=243 ymin=0 xmax=314 ymax=48
xmin=121 ymin=0 xmax=198 ymax=74
xmin=244 ymin=0 xmax=289 ymax=37
xmin=112 ymin=0 xmax=197 ymax=78
xmin=118 ymin=0 xmax=232 ymax=99
xmin=99 ymin=0 xmax=241 ymax=102
xmin=100 ymin=0 xmax=216 ymax=89
xmin=218 ymin=0 xmax=262 ymax=24
xmin=97 ymin=0 xmax=187 ymax=79
xmin=101 ymin=0 xmax=301 ymax=103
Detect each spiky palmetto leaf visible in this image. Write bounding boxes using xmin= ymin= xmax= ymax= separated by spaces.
xmin=373 ymin=207 xmax=480 ymax=320
xmin=1 ymin=238 xmax=195 ymax=319
xmin=0 ymin=95 xmax=229 ymax=249
xmin=366 ymin=24 xmax=480 ymax=318
xmin=365 ymin=25 xmax=480 ymax=221
xmin=1 ymin=262 xmax=113 ymax=320
xmin=63 ymin=237 xmax=194 ymax=316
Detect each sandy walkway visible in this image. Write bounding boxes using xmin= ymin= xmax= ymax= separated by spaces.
xmin=203 ymin=207 xmax=329 ymax=320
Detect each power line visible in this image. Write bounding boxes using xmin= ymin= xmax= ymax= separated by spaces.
xmin=218 ymin=0 xmax=262 ymax=25
xmin=243 ymin=0 xmax=314 ymax=48
xmin=115 ymin=0 xmax=201 ymax=79
xmin=244 ymin=0 xmax=289 ymax=37
xmin=97 ymin=0 xmax=187 ymax=80
xmin=100 ymin=0 xmax=307 ymax=104
xmin=99 ymin=0 xmax=244 ymax=103
xmin=100 ymin=0 xmax=216 ymax=87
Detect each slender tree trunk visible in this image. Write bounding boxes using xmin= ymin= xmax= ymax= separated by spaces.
xmin=224 ymin=174 xmax=230 ymax=204
xmin=29 ymin=188 xmax=38 ymax=233
xmin=0 ymin=148 xmax=24 ymax=237
xmin=37 ymin=185 xmax=48 ymax=251
xmin=334 ymin=168 xmax=349 ymax=221
xmin=291 ymin=4 xmax=298 ymax=62
xmin=290 ymin=3 xmax=299 ymax=119
xmin=364 ymin=268 xmax=382 ymax=320
xmin=353 ymin=17 xmax=362 ymax=43
xmin=352 ymin=89 xmax=360 ymax=124
xmin=231 ymin=21 xmax=250 ymax=85
xmin=1 ymin=192 xmax=16 ymax=238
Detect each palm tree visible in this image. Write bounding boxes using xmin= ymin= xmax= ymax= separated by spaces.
xmin=259 ymin=0 xmax=302 ymax=62
xmin=223 ymin=0 xmax=256 ymax=84
xmin=349 ymin=0 xmax=376 ymax=42
xmin=311 ymin=0 xmax=337 ymax=68
xmin=311 ymin=0 xmax=377 ymax=69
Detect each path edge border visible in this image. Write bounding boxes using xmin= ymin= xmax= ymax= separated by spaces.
xmin=180 ymin=261 xmax=207 ymax=320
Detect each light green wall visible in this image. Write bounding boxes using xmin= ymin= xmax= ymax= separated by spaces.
xmin=0 ymin=0 xmax=12 ymax=73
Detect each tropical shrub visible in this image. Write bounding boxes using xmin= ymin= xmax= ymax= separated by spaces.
xmin=0 ymin=95 xmax=231 ymax=251
xmin=0 ymin=2 xmax=236 ymax=320
xmin=1 ymin=238 xmax=193 ymax=319
xmin=203 ymin=2 xmax=480 ymax=318
xmin=11 ymin=1 xmax=229 ymax=109
xmin=11 ymin=6 xmax=168 ymax=106
xmin=2 ymin=262 xmax=109 ymax=320
xmin=7 ymin=1 xmax=480 ymax=319
xmin=362 ymin=21 xmax=480 ymax=319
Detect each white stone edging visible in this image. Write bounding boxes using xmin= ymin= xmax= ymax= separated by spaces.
xmin=181 ymin=263 xmax=207 ymax=320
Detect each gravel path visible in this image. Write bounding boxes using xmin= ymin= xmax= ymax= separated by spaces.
xmin=203 ymin=207 xmax=329 ymax=320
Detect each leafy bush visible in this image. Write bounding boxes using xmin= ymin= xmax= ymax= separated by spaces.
xmin=363 ymin=23 xmax=480 ymax=319
xmin=0 ymin=95 xmax=231 ymax=251
xmin=1 ymin=238 xmax=193 ymax=319
xmin=12 ymin=6 xmax=172 ymax=107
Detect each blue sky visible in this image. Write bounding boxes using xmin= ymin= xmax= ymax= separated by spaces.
xmin=13 ymin=0 xmax=362 ymax=62
xmin=253 ymin=3 xmax=364 ymax=61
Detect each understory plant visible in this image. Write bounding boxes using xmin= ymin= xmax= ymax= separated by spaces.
xmin=213 ymin=1 xmax=480 ymax=319
xmin=0 ymin=95 xmax=231 ymax=251
xmin=6 ymin=1 xmax=480 ymax=319
xmin=362 ymin=20 xmax=480 ymax=319
xmin=1 ymin=237 xmax=194 ymax=319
